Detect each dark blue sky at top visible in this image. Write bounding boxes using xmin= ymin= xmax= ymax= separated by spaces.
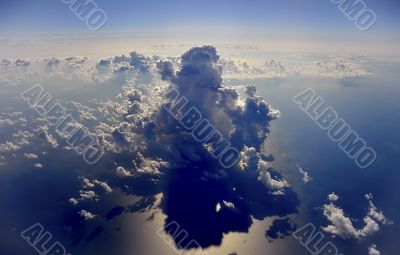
xmin=1 ymin=0 xmax=399 ymax=39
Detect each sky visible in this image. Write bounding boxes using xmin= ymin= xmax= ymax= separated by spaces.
xmin=1 ymin=0 xmax=400 ymax=57
xmin=1 ymin=1 xmax=400 ymax=255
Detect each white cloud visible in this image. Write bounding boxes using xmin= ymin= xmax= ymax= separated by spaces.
xmin=222 ymin=200 xmax=235 ymax=209
xmin=79 ymin=190 xmax=96 ymax=200
xmin=34 ymin=163 xmax=43 ymax=168
xmin=258 ymin=170 xmax=289 ymax=195
xmin=238 ymin=146 xmax=260 ymax=171
xmin=368 ymin=244 xmax=381 ymax=255
xmin=297 ymin=164 xmax=313 ymax=183
xmin=116 ymin=166 xmax=133 ymax=177
xmin=81 ymin=177 xmax=95 ymax=189
xmin=328 ymin=192 xmax=339 ymax=202
xmin=94 ymin=179 xmax=112 ymax=193
xmin=322 ymin=193 xmax=392 ymax=240
xmin=79 ymin=210 xmax=96 ymax=220
xmin=0 ymin=118 xmax=15 ymax=126
xmin=37 ymin=126 xmax=58 ymax=148
xmin=220 ymin=55 xmax=370 ymax=79
xmin=216 ymin=201 xmax=235 ymax=212
xmin=0 ymin=141 xmax=21 ymax=152
xmin=68 ymin=198 xmax=79 ymax=205
xmin=24 ymin=153 xmax=38 ymax=159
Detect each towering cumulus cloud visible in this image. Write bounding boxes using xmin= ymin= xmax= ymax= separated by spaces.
xmin=133 ymin=46 xmax=298 ymax=248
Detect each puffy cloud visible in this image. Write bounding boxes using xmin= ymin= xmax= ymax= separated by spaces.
xmin=97 ymin=59 xmax=111 ymax=68
xmin=81 ymin=177 xmax=112 ymax=193
xmin=0 ymin=118 xmax=15 ymax=126
xmin=116 ymin=166 xmax=133 ymax=177
xmin=258 ymin=170 xmax=290 ymax=195
xmin=37 ymin=126 xmax=58 ymax=148
xmin=130 ymin=52 xmax=150 ymax=73
xmin=70 ymin=101 xmax=97 ymax=121
xmin=222 ymin=200 xmax=235 ymax=209
xmin=238 ymin=146 xmax=260 ymax=171
xmin=24 ymin=153 xmax=39 ymax=159
xmin=156 ymin=61 xmax=175 ymax=81
xmin=297 ymin=164 xmax=312 ymax=183
xmin=215 ymin=200 xmax=235 ymax=212
xmin=15 ymin=59 xmax=30 ymax=67
xmin=328 ymin=192 xmax=339 ymax=202
xmin=368 ymin=244 xmax=381 ymax=255
xmin=113 ymin=55 xmax=131 ymax=64
xmin=145 ymin=46 xmax=298 ymax=247
xmin=44 ymin=57 xmax=60 ymax=69
xmin=65 ymin=56 xmax=87 ymax=66
xmin=265 ymin=60 xmax=286 ymax=73
xmin=93 ymin=179 xmax=112 ymax=193
xmin=82 ymin=177 xmax=95 ymax=189
xmin=0 ymin=141 xmax=21 ymax=152
xmin=219 ymin=55 xmax=370 ymax=79
xmin=34 ymin=163 xmax=43 ymax=168
xmin=1 ymin=59 xmax=12 ymax=66
xmin=321 ymin=193 xmax=392 ymax=240
xmin=68 ymin=198 xmax=79 ymax=205
xmin=79 ymin=210 xmax=96 ymax=220
xmin=79 ymin=190 xmax=96 ymax=200
xmin=135 ymin=152 xmax=168 ymax=175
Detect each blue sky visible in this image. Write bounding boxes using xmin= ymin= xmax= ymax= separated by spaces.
xmin=1 ymin=0 xmax=399 ymax=35
xmin=0 ymin=0 xmax=399 ymax=57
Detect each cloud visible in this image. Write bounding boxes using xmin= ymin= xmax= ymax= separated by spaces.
xmin=24 ymin=153 xmax=39 ymax=159
xmin=83 ymin=178 xmax=112 ymax=193
xmin=15 ymin=59 xmax=30 ymax=67
xmin=368 ymin=244 xmax=381 ymax=255
xmin=219 ymin=55 xmax=370 ymax=79
xmin=93 ymin=180 xmax=112 ymax=193
xmin=297 ymin=164 xmax=313 ymax=183
xmin=238 ymin=146 xmax=260 ymax=171
xmin=116 ymin=166 xmax=133 ymax=177
xmin=0 ymin=141 xmax=21 ymax=152
xmin=1 ymin=59 xmax=12 ymax=66
xmin=44 ymin=57 xmax=61 ymax=69
xmin=0 ymin=118 xmax=15 ymax=126
xmin=0 ymin=46 xmax=300 ymax=250
xmin=69 ymin=198 xmax=79 ymax=206
xmin=34 ymin=163 xmax=43 ymax=168
xmin=258 ymin=170 xmax=290 ymax=195
xmin=328 ymin=192 xmax=339 ymax=202
xmin=37 ymin=126 xmax=59 ymax=148
xmin=129 ymin=52 xmax=150 ymax=73
xmin=321 ymin=193 xmax=392 ymax=240
xmin=79 ymin=190 xmax=96 ymax=200
xmin=148 ymin=46 xmax=298 ymax=247
xmin=79 ymin=210 xmax=96 ymax=221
